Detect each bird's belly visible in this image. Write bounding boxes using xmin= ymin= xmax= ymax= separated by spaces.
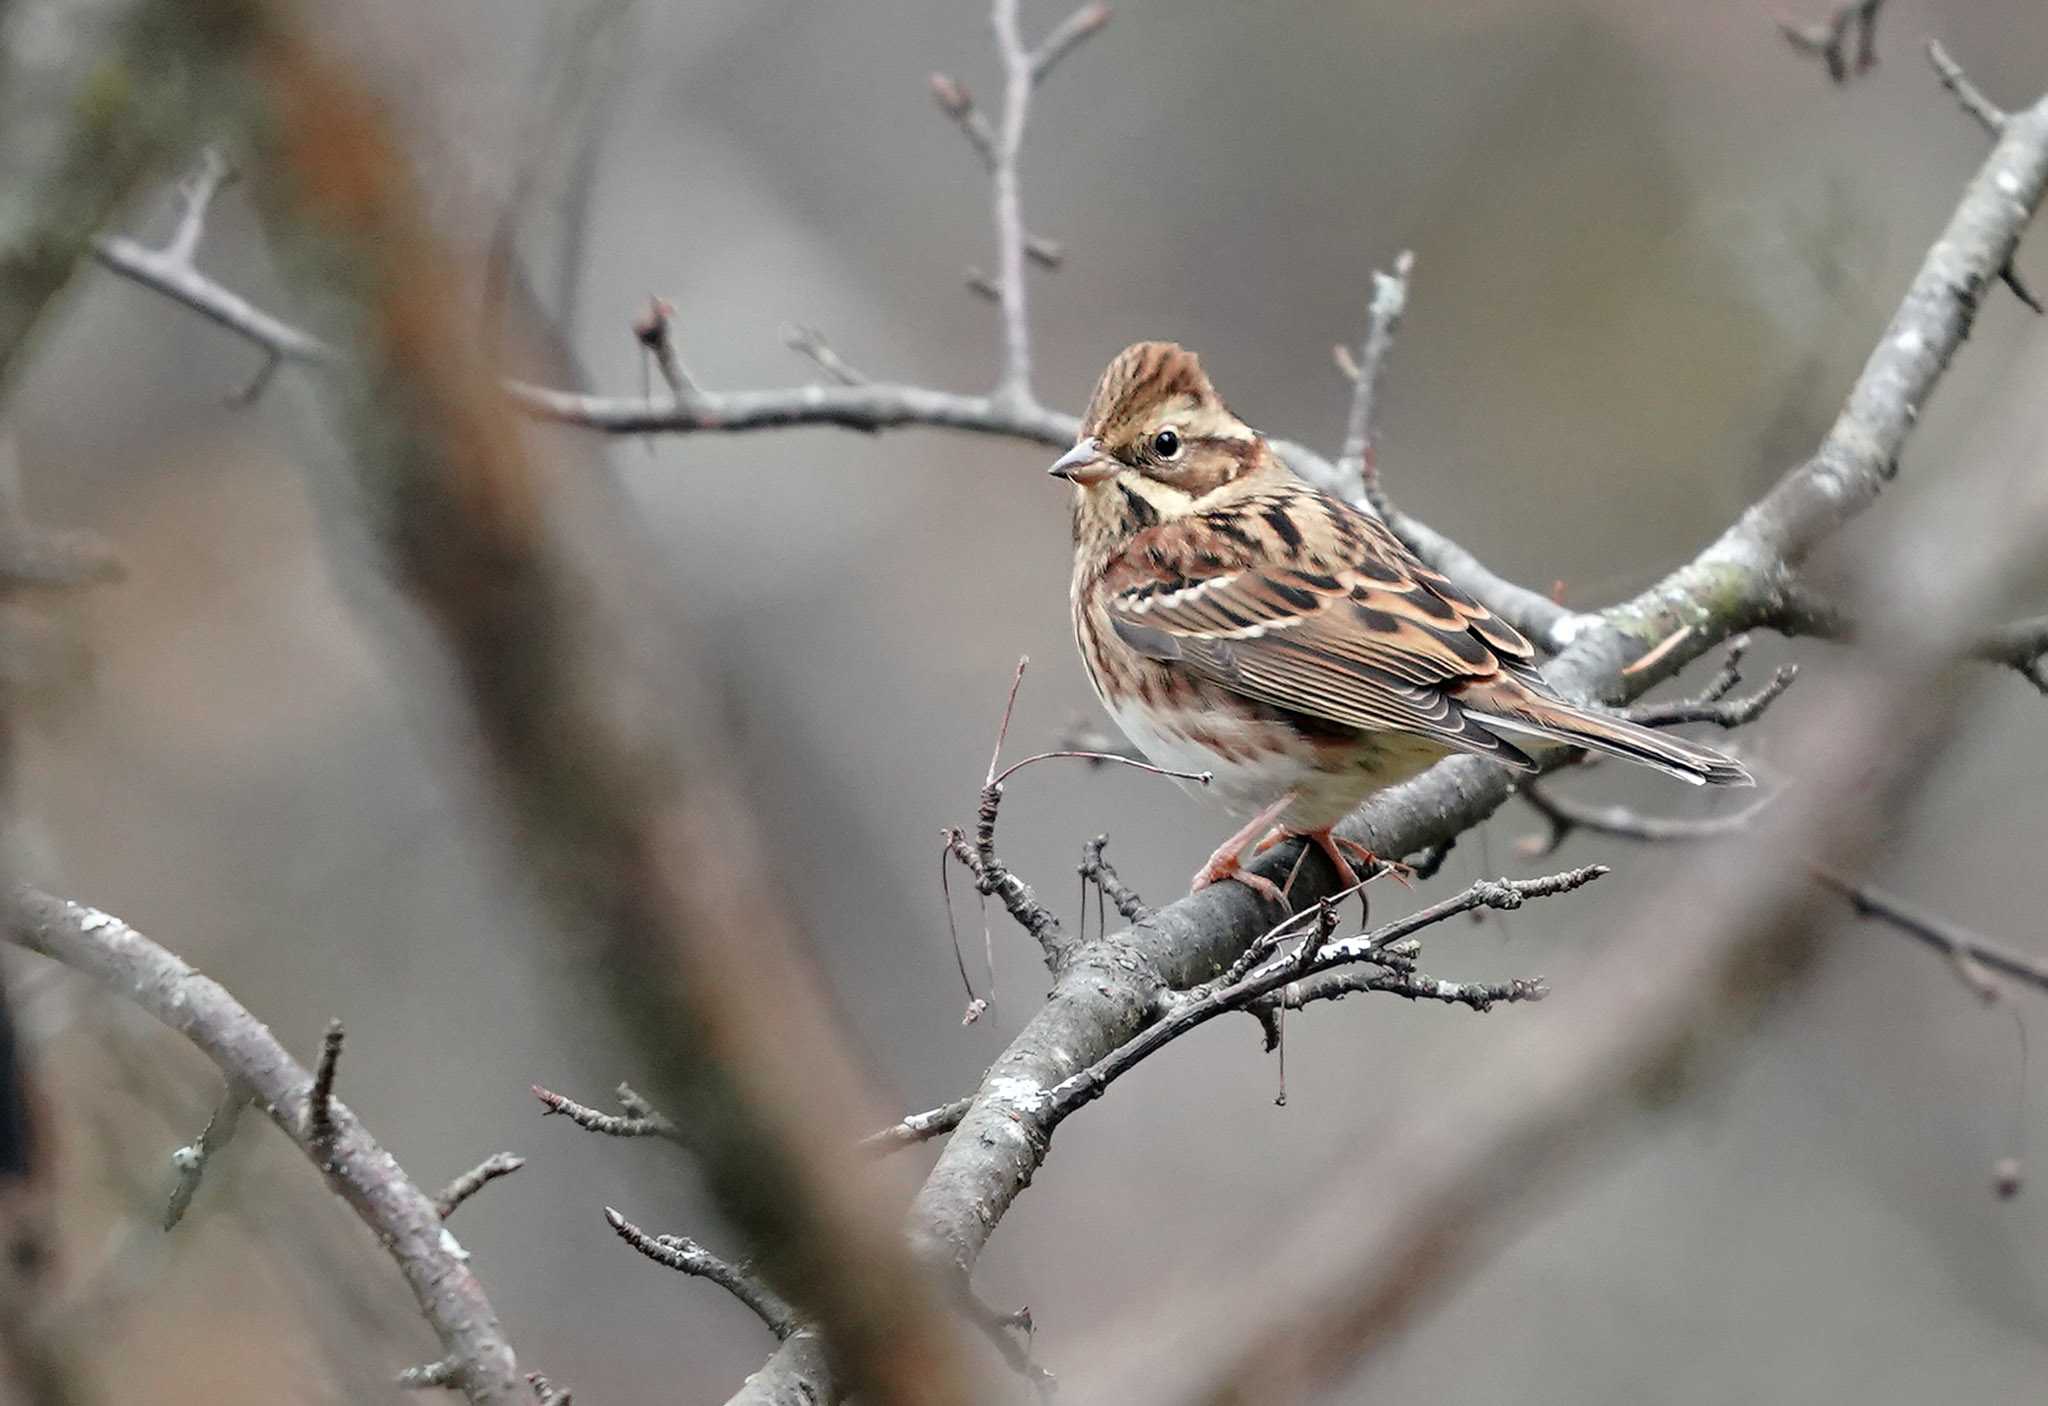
xmin=1104 ymin=697 xmax=1447 ymax=830
xmin=1104 ymin=698 xmax=1316 ymax=819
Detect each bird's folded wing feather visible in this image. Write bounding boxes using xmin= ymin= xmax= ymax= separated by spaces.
xmin=1102 ymin=495 xmax=1543 ymax=766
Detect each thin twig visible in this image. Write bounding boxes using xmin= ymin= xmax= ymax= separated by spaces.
xmin=989 ymin=0 xmax=1036 ymax=403
xmin=1044 ymin=868 xmax=1604 ymax=1122
xmin=1334 ymin=249 xmax=1414 ymax=515
xmin=1517 ymin=781 xmax=1777 ymax=858
xmin=1080 ymin=836 xmax=1152 ymax=925
xmin=433 ymin=1153 xmax=526 ymax=1220
xmin=307 ymin=1019 xmax=344 ymax=1148
xmin=603 ymin=1207 xmax=799 ymax=1340
xmin=961 ymin=1289 xmax=1054 ymax=1394
xmin=780 ymin=324 xmax=868 ymax=386
xmin=1814 ymin=868 xmax=2048 ymax=999
xmin=858 ymin=1096 xmax=974 ymax=1156
xmin=531 ymin=1083 xmax=679 ymax=1140
xmin=1777 ymin=0 xmax=1885 ymax=84
xmin=1626 ymin=665 xmax=1799 ymax=729
xmin=1928 ymin=39 xmax=2007 ymax=135
xmin=631 ymin=296 xmax=697 ymax=402
xmin=398 ymin=1358 xmax=463 ymax=1391
xmin=163 ymin=1081 xmax=252 ymax=1230
xmin=1030 ymin=2 xmax=1111 ymax=84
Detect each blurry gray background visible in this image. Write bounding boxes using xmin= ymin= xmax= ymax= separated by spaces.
xmin=10 ymin=0 xmax=2048 ymax=1400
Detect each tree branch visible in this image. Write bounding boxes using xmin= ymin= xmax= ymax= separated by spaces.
xmin=729 ymin=58 xmax=2048 ymax=1406
xmin=5 ymin=888 xmax=529 ymax=1405
xmin=1814 ymin=867 xmax=2048 ymax=999
xmin=1041 ymin=869 xmax=1594 ymax=1124
xmin=603 ymin=1206 xmax=799 ymax=1340
xmin=1777 ymin=0 xmax=1885 ymax=84
xmin=434 ymin=1153 xmax=526 ymax=1221
xmin=858 ymin=1098 xmax=974 ymax=1157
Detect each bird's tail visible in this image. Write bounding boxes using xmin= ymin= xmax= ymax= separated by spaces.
xmin=1468 ymin=692 xmax=1753 ymax=787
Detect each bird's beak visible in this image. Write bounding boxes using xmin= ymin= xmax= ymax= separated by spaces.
xmin=1047 ymin=437 xmax=1113 ymax=485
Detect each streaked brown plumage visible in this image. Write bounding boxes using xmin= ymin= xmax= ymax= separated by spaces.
xmin=1051 ymin=341 xmax=1752 ymax=902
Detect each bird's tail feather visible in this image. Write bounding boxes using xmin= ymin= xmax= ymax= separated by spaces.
xmin=1469 ymin=698 xmax=1753 ymax=787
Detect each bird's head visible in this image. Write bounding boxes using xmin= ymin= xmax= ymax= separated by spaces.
xmin=1050 ymin=342 xmax=1271 ymax=541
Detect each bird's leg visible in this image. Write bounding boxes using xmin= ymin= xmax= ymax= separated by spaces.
xmin=1330 ymin=833 xmax=1415 ymax=889
xmin=1251 ymin=828 xmax=1415 ymax=894
xmin=1192 ymin=794 xmax=1295 ymax=906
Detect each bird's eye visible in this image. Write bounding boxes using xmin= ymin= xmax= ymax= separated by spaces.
xmin=1150 ymin=428 xmax=1183 ymax=460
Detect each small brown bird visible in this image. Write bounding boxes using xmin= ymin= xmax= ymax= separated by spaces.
xmin=1053 ymin=342 xmax=1751 ymax=903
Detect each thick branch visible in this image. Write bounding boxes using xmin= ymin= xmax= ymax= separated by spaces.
xmin=6 ymin=889 xmax=527 ymax=1405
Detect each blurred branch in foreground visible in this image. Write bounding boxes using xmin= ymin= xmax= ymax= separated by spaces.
xmin=216 ymin=5 xmax=981 ymax=1404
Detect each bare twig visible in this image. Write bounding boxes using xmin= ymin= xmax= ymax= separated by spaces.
xmin=433 ymin=1153 xmax=525 ymax=1220
xmin=962 ymin=1289 xmax=1054 ymax=1394
xmin=1626 ymin=664 xmax=1799 ymax=729
xmin=989 ymin=0 xmax=1037 ymax=402
xmin=7 ymin=890 xmax=527 ymax=1404
xmin=93 ymin=151 xmax=333 ymax=378
xmin=398 ymin=1358 xmax=463 ymax=1391
xmin=1030 ymin=3 xmax=1111 ymax=84
xmin=1778 ymin=0 xmax=1885 ymax=84
xmin=1928 ymin=39 xmax=2007 ymax=135
xmin=1771 ymin=583 xmax=2048 ymax=694
xmin=948 ymin=658 xmax=1207 ymax=972
xmin=531 ymin=1083 xmax=678 ymax=1140
xmin=631 ymin=296 xmax=697 ymax=402
xmin=1814 ymin=868 xmax=2048 ymax=999
xmin=1041 ymin=868 xmax=1603 ymax=1123
xmin=858 ymin=1097 xmax=974 ymax=1156
xmin=1080 ymin=836 xmax=1152 ymax=926
xmin=162 ymin=1081 xmax=251 ymax=1230
xmin=780 ymin=324 xmax=868 ymax=386
xmin=603 ymin=1207 xmax=799 ymax=1340
xmin=1517 ymin=780 xmax=1777 ymax=858
xmin=307 ymin=1018 xmax=343 ymax=1148
xmin=1332 ymin=249 xmax=1413 ymax=515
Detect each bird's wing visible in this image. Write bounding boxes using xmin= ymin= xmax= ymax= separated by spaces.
xmin=1101 ymin=485 xmax=1541 ymax=767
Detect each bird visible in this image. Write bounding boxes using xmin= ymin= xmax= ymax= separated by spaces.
xmin=1051 ymin=341 xmax=1752 ymax=904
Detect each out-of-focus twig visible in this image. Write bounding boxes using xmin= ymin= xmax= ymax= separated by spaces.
xmin=1815 ymin=868 xmax=2048 ymax=999
xmin=162 ymin=1081 xmax=250 ymax=1230
xmin=1778 ymin=0 xmax=1885 ymax=84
